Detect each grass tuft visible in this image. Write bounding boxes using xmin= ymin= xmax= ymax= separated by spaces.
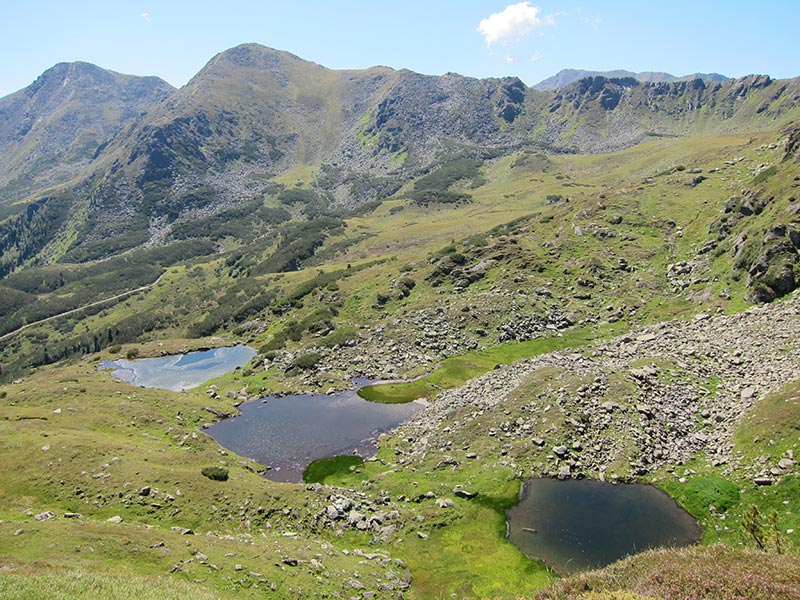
xmin=302 ymin=455 xmax=364 ymax=483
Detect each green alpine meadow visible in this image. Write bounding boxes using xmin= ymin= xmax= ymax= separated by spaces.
xmin=0 ymin=42 xmax=798 ymax=599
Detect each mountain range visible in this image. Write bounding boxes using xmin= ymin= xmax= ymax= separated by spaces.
xmin=1 ymin=43 xmax=798 ymax=274
xmin=533 ymin=68 xmax=731 ymax=90
xmin=1 ymin=43 xmax=800 ymax=600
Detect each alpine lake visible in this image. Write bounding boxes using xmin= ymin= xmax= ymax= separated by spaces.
xmin=102 ymin=346 xmax=701 ymax=570
xmin=101 ymin=346 xmax=422 ymax=482
xmin=506 ymin=477 xmax=701 ymax=574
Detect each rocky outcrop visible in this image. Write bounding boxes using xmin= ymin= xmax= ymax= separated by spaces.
xmin=747 ymin=224 xmax=800 ymax=302
xmin=392 ymin=291 xmax=800 ymax=483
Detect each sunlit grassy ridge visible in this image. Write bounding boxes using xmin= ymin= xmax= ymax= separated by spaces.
xmin=535 ymin=544 xmax=800 ymax=600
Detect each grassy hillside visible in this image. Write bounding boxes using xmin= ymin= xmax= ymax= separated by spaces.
xmin=535 ymin=544 xmax=800 ymax=599
xmin=1 ymin=124 xmax=799 ymax=599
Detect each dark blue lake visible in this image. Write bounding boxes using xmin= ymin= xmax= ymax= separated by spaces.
xmin=206 ymin=381 xmax=423 ymax=482
xmin=506 ymin=478 xmax=701 ymax=574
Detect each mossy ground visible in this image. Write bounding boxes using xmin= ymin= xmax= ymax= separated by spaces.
xmin=302 ymin=455 xmax=364 ymax=483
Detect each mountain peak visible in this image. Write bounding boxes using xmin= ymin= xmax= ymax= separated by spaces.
xmin=28 ymin=61 xmax=114 ymax=95
xmin=0 ymin=61 xmax=174 ymax=202
xmin=204 ymin=43 xmax=321 ymax=74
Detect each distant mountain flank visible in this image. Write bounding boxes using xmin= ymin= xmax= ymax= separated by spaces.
xmin=0 ymin=61 xmax=174 ymax=201
xmin=534 ymin=68 xmax=731 ymax=91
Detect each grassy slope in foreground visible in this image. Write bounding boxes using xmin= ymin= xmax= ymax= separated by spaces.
xmin=0 ymin=571 xmax=221 ymax=600
xmin=535 ymin=544 xmax=800 ymax=600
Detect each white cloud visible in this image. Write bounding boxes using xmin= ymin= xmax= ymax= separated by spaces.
xmin=477 ymin=2 xmax=552 ymax=47
xmin=140 ymin=12 xmax=151 ymax=23
xmin=506 ymin=55 xmax=517 ymax=64
xmin=529 ymin=51 xmax=543 ymax=62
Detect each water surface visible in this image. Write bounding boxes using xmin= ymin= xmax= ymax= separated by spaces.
xmin=506 ymin=478 xmax=701 ymax=574
xmin=101 ymin=345 xmax=256 ymax=391
xmin=207 ymin=382 xmax=422 ymax=482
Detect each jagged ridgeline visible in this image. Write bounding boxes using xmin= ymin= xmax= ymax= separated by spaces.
xmin=0 ymin=43 xmax=798 ymax=274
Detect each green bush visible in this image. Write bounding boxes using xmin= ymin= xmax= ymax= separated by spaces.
xmin=414 ymin=158 xmax=483 ymax=191
xmin=448 ymin=252 xmax=467 ymax=265
xmin=397 ymin=276 xmax=416 ymax=297
xmin=201 ymin=466 xmax=229 ymax=481
xmin=291 ymin=352 xmax=322 ymax=370
xmin=125 ymin=347 xmax=140 ymax=360
xmin=319 ymin=328 xmax=358 ymax=348
xmin=409 ymin=189 xmax=472 ymax=207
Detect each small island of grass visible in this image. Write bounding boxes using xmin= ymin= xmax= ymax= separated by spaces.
xmin=302 ymin=455 xmax=365 ymax=483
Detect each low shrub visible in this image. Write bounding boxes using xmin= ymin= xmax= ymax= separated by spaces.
xmin=201 ymin=466 xmax=229 ymax=481
xmin=291 ymin=352 xmax=322 ymax=370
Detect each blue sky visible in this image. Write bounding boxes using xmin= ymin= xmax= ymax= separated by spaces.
xmin=2 ymin=1 xmax=798 ymax=97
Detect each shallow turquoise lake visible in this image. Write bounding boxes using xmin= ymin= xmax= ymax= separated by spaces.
xmin=100 ymin=345 xmax=256 ymax=391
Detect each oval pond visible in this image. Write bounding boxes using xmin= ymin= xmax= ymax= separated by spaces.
xmin=506 ymin=478 xmax=701 ymax=574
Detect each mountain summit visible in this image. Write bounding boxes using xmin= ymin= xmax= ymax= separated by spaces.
xmin=0 ymin=62 xmax=174 ymax=201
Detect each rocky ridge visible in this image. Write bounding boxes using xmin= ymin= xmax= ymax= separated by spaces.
xmin=0 ymin=61 xmax=174 ymax=201
xmin=534 ymin=68 xmax=731 ymax=91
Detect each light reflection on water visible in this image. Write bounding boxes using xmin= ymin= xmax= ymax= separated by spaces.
xmin=100 ymin=345 xmax=256 ymax=391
